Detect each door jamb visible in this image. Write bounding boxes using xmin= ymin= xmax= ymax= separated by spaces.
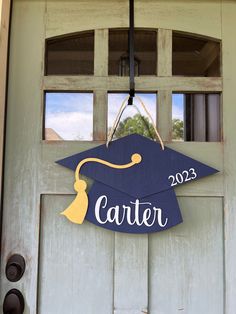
xmin=0 ymin=0 xmax=12 ymax=226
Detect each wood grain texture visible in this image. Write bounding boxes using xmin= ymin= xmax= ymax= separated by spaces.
xmin=0 ymin=1 xmax=45 ymax=313
xmin=136 ymin=0 xmax=222 ymax=39
xmin=93 ymin=90 xmax=107 ymax=141
xmin=38 ymin=195 xmax=114 ymax=314
xmin=157 ymin=90 xmax=172 ymax=142
xmin=1 ymin=1 xmax=227 ymax=313
xmin=114 ymin=233 xmax=148 ymax=314
xmin=0 ymin=0 xmax=11 ymax=224
xmin=158 ymin=29 xmax=172 ymax=76
xmin=94 ymin=29 xmax=108 ymax=76
xmin=149 ymin=196 xmax=224 ymax=314
xmin=222 ymin=2 xmax=236 ymax=313
xmin=43 ymin=76 xmax=223 ymax=92
xmin=46 ymin=0 xmax=221 ymax=39
xmin=46 ymin=0 xmax=129 ymax=38
xmin=39 ymin=141 xmax=100 ymax=194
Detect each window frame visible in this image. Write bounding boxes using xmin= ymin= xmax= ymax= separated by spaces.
xmin=42 ymin=28 xmax=223 ymax=143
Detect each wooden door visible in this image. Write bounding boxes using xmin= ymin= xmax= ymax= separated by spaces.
xmin=1 ymin=1 xmax=236 ymax=313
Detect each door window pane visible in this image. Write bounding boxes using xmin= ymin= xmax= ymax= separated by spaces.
xmin=109 ymin=30 xmax=157 ymax=76
xmin=44 ymin=93 xmax=93 ymax=141
xmin=108 ymin=93 xmax=156 ymax=139
xmin=172 ymin=94 xmax=184 ymax=141
xmin=45 ymin=31 xmax=94 ymax=75
xmin=173 ymin=32 xmax=221 ymax=77
xmin=172 ymin=93 xmax=221 ymax=142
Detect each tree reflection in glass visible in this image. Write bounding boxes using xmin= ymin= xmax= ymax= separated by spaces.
xmin=108 ymin=93 xmax=157 ymax=140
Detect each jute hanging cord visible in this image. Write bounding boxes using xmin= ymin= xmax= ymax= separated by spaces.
xmin=106 ymin=95 xmax=165 ymax=150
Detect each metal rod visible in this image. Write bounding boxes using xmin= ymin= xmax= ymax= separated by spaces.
xmin=128 ymin=0 xmax=135 ymax=105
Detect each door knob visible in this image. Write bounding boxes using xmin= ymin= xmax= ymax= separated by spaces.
xmin=5 ymin=255 xmax=25 ymax=282
xmin=3 ymin=289 xmax=25 ymax=314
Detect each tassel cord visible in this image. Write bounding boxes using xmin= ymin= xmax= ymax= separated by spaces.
xmin=75 ymin=154 xmax=142 ymax=182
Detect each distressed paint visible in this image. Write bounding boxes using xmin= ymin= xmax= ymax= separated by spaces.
xmin=114 ymin=233 xmax=148 ymax=314
xmin=222 ymin=2 xmax=236 ymax=314
xmin=158 ymin=29 xmax=172 ymax=77
xmin=149 ymin=197 xmax=224 ymax=314
xmin=157 ymin=90 xmax=172 ymax=142
xmin=38 ymin=195 xmax=114 ymax=314
xmin=43 ymin=76 xmax=223 ymax=92
xmin=0 ymin=0 xmax=230 ymax=313
xmin=94 ymin=29 xmax=108 ymax=76
xmin=45 ymin=0 xmax=222 ymax=39
xmin=0 ymin=0 xmax=11 ymax=224
xmin=93 ymin=90 xmax=107 ymax=141
xmin=0 ymin=0 xmax=45 ymax=313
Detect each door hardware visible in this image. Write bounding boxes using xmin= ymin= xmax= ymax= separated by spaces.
xmin=5 ymin=254 xmax=25 ymax=282
xmin=3 ymin=289 xmax=24 ymax=314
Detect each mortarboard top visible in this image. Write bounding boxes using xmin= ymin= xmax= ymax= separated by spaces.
xmin=56 ymin=133 xmax=219 ymax=200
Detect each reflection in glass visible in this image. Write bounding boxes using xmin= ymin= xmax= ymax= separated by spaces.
xmin=119 ymin=54 xmax=140 ymax=76
xmin=109 ymin=30 xmax=157 ymax=76
xmin=45 ymin=31 xmax=94 ymax=75
xmin=44 ymin=93 xmax=93 ymax=141
xmin=172 ymin=32 xmax=221 ymax=77
xmin=172 ymin=94 xmax=184 ymax=141
xmin=172 ymin=93 xmax=221 ymax=142
xmin=108 ymin=93 xmax=156 ymax=140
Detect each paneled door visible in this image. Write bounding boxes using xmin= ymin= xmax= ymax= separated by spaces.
xmin=1 ymin=1 xmax=236 ymax=313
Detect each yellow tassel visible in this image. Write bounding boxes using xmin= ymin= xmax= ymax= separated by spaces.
xmin=60 ymin=180 xmax=88 ymax=224
xmin=60 ymin=153 xmax=142 ymax=224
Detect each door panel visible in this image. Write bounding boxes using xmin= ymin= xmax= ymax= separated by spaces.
xmin=149 ymin=197 xmax=224 ymax=314
xmin=114 ymin=233 xmax=148 ymax=314
xmin=38 ymin=195 xmax=114 ymax=314
xmin=38 ymin=196 xmax=224 ymax=313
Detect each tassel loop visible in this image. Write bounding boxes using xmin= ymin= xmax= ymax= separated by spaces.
xmin=74 ymin=179 xmax=87 ymax=192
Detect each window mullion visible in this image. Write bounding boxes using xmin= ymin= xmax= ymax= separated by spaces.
xmin=157 ymin=28 xmax=172 ymax=142
xmin=157 ymin=90 xmax=172 ymax=142
xmin=94 ymin=29 xmax=108 ymax=76
xmin=94 ymin=29 xmax=108 ymax=140
xmin=157 ymin=29 xmax=172 ymax=76
xmin=93 ymin=90 xmax=107 ymax=141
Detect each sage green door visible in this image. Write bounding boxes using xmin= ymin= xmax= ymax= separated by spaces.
xmin=1 ymin=1 xmax=236 ymax=314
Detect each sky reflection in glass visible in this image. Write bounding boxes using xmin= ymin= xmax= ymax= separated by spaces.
xmin=45 ymin=92 xmax=93 ymax=141
xmin=44 ymin=92 xmax=184 ymax=141
xmin=172 ymin=94 xmax=184 ymax=120
xmin=172 ymin=94 xmax=184 ymax=141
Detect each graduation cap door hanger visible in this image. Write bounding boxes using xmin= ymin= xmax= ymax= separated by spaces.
xmin=56 ymin=0 xmax=218 ymax=233
xmin=56 ymin=130 xmax=218 ymax=234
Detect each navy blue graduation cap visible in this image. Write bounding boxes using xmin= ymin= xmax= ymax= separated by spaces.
xmin=56 ymin=134 xmax=218 ymax=234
